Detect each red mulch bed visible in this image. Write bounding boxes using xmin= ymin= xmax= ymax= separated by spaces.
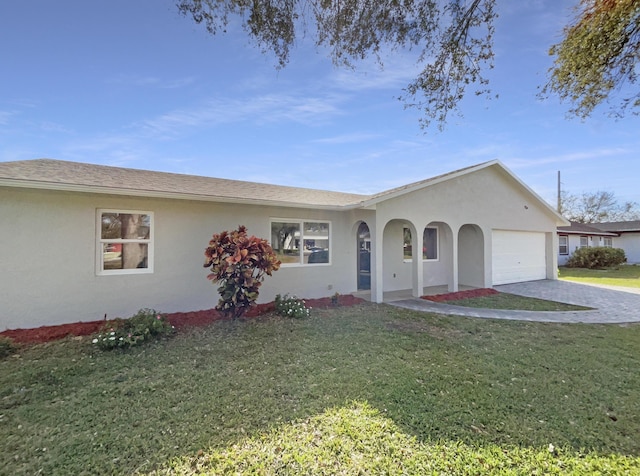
xmin=422 ymin=288 xmax=499 ymax=303
xmin=0 ymin=294 xmax=365 ymax=345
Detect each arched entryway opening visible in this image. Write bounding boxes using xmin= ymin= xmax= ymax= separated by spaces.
xmin=356 ymin=222 xmax=371 ymax=290
xmin=424 ymin=221 xmax=454 ymax=289
xmin=458 ymin=224 xmax=485 ymax=288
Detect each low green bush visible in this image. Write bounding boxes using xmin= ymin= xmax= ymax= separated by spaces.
xmin=275 ymin=294 xmax=310 ymax=318
xmin=92 ymin=308 xmax=174 ymax=350
xmin=0 ymin=336 xmax=18 ymax=359
xmin=566 ymin=246 xmax=626 ymax=269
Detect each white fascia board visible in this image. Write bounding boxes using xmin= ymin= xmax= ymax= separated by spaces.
xmin=0 ymin=179 xmax=346 ymax=211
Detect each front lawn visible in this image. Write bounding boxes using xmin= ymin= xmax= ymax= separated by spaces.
xmin=559 ymin=264 xmax=640 ymax=289
xmin=443 ymin=293 xmax=591 ymax=311
xmin=1 ymin=304 xmax=639 ymax=474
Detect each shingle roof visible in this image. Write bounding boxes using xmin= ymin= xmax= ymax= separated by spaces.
xmin=0 ymin=159 xmax=368 ymax=209
xmin=594 ymin=221 xmax=640 ymax=233
xmin=0 ymin=158 xmax=564 ymax=221
xmin=557 ymin=221 xmax=618 ymax=236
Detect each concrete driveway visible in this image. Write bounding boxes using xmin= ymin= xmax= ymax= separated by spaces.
xmin=390 ymin=279 xmax=640 ymax=324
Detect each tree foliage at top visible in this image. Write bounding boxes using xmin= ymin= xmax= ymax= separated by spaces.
xmin=178 ymin=0 xmax=640 ymax=128
xmin=560 ymin=189 xmax=640 ymax=223
xmin=543 ymin=0 xmax=640 ymax=119
xmin=177 ymin=0 xmax=497 ymax=129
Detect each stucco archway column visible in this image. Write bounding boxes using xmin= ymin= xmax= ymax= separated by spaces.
xmin=450 ymin=229 xmax=459 ymax=293
xmin=546 ymin=232 xmax=558 ymax=279
xmin=411 ymin=222 xmax=424 ymax=298
xmin=372 ymin=222 xmax=384 ymax=303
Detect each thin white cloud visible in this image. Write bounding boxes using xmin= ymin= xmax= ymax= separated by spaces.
xmin=507 ymin=148 xmax=629 ymax=168
xmin=312 ymin=132 xmax=380 ymax=144
xmin=106 ymin=74 xmax=196 ymax=89
xmin=140 ymin=93 xmax=345 ymax=137
xmin=0 ymin=110 xmax=16 ymax=125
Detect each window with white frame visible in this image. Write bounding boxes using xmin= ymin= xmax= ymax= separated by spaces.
xmin=579 ymin=236 xmax=589 ymax=248
xmin=97 ymin=210 xmax=153 ymax=275
xmin=559 ymin=235 xmax=569 ymax=255
xmin=603 ymin=236 xmax=613 ymax=248
xmin=271 ymin=220 xmax=330 ymax=265
xmin=403 ymin=227 xmax=413 ymax=260
xmin=403 ymin=226 xmax=439 ymax=261
xmin=422 ymin=227 xmax=439 ymax=260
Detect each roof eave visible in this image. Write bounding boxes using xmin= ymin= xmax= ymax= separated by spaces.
xmin=557 ymin=230 xmax=618 ymax=236
xmin=0 ymin=178 xmax=351 ymax=211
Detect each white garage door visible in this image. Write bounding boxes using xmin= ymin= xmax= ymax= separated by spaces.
xmin=492 ymin=230 xmax=547 ymax=285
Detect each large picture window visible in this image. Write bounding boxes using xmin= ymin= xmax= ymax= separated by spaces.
xmin=271 ymin=220 xmax=330 ymax=265
xmin=97 ymin=210 xmax=153 ymax=275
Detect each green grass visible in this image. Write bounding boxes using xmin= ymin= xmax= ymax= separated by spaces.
xmin=1 ymin=305 xmax=639 ymax=475
xmin=559 ymin=264 xmax=640 ymax=289
xmin=445 ymin=293 xmax=591 ymax=311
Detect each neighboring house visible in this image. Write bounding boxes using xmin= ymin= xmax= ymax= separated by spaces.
xmin=0 ymin=159 xmax=567 ymax=330
xmin=556 ymin=222 xmax=618 ymax=266
xmin=557 ymin=221 xmax=640 ymax=265
xmin=592 ymin=221 xmax=640 ymax=264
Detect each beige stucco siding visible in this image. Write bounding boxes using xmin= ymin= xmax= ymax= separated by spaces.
xmin=373 ymin=167 xmax=559 ymax=295
xmin=0 ymin=187 xmax=363 ymax=330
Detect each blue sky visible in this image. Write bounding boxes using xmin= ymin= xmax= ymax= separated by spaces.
xmin=2 ymin=0 xmax=639 ymax=206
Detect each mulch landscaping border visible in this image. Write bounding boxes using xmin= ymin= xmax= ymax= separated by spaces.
xmin=421 ymin=288 xmax=499 ymax=303
xmin=0 ymin=294 xmax=365 ymax=345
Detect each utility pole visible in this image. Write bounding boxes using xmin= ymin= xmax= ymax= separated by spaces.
xmin=557 ymin=170 xmax=562 ymax=213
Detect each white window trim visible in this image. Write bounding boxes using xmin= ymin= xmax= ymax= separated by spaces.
xmin=403 ymin=226 xmax=440 ymax=262
xmin=96 ymin=209 xmax=154 ymax=276
xmin=558 ymin=234 xmax=569 ymax=255
xmin=270 ymin=218 xmax=331 ymax=267
xmin=579 ymin=235 xmax=589 ymax=248
xmin=402 ymin=226 xmax=413 ymax=263
xmin=422 ymin=226 xmax=439 ymax=262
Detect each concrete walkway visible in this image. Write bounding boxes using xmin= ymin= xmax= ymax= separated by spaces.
xmin=389 ymin=279 xmax=640 ymax=324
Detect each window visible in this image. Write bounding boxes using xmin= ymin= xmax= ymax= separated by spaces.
xmin=403 ymin=227 xmax=412 ymax=260
xmin=423 ymin=227 xmax=438 ymax=260
xmin=579 ymin=236 xmax=588 ymax=248
xmin=558 ymin=235 xmax=569 ymax=255
xmin=603 ymin=237 xmax=613 ymax=248
xmin=271 ymin=220 xmax=330 ymax=265
xmin=97 ymin=210 xmax=153 ymax=275
xmin=404 ymin=226 xmax=439 ymax=261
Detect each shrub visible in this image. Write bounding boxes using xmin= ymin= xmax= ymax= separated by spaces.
xmin=566 ymin=246 xmax=626 ymax=269
xmin=0 ymin=336 xmax=18 ymax=358
xmin=92 ymin=308 xmax=174 ymax=350
xmin=275 ymin=294 xmax=310 ymax=318
xmin=204 ymin=226 xmax=281 ymax=319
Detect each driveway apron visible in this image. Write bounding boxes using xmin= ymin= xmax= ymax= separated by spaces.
xmin=389 ymin=280 xmax=640 ymax=324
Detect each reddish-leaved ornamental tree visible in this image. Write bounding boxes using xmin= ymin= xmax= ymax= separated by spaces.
xmin=204 ymin=226 xmax=281 ymax=319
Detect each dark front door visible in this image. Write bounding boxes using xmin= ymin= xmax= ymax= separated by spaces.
xmin=357 ymin=222 xmax=371 ymax=290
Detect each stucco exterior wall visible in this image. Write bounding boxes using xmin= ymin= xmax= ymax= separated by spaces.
xmin=374 ymin=166 xmax=559 ymax=291
xmin=616 ymin=233 xmax=640 ymax=263
xmin=0 ymin=187 xmax=369 ymax=330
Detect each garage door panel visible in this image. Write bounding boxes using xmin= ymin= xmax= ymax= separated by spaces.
xmin=492 ymin=230 xmax=546 ymax=285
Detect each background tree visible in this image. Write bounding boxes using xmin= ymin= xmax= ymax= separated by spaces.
xmin=204 ymin=226 xmax=281 ymax=319
xmin=560 ymin=190 xmax=640 ymax=223
xmin=543 ymin=0 xmax=640 ymax=119
xmin=177 ymin=0 xmax=639 ymax=129
xmin=178 ymin=0 xmax=497 ymax=130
